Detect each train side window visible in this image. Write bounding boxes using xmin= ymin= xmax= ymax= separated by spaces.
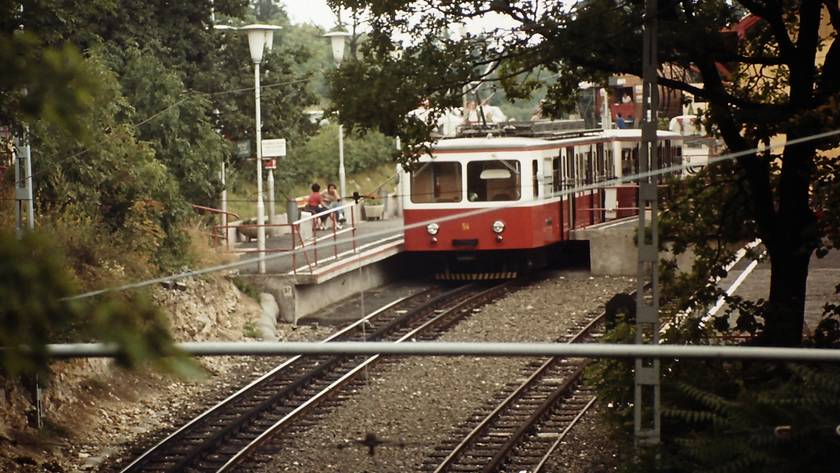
xmin=596 ymin=143 xmax=604 ymax=181
xmin=552 ymin=156 xmax=562 ymax=193
xmin=621 ymin=148 xmax=633 ymax=177
xmin=632 ymin=146 xmax=640 ymax=176
xmin=532 ymin=159 xmax=539 ymax=198
xmin=565 ymin=146 xmax=574 ymax=189
xmin=467 ymin=160 xmax=521 ymax=202
xmin=410 ymin=162 xmax=462 ymax=203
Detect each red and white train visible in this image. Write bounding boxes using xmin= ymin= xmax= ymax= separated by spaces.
xmin=398 ymin=127 xmax=685 ymax=279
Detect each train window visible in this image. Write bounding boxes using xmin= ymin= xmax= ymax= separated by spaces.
xmin=565 ymin=147 xmax=574 ymax=189
xmin=467 ymin=160 xmax=521 ymax=202
xmin=596 ymin=143 xmax=604 ymax=181
xmin=532 ymin=159 xmax=539 ymax=198
xmin=410 ymin=162 xmax=462 ymax=203
xmin=621 ymin=146 xmax=640 ymax=177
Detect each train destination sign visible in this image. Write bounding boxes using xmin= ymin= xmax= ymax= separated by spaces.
xmin=262 ymin=138 xmax=287 ymax=158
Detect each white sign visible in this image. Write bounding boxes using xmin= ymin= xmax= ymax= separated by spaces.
xmin=262 ymin=138 xmax=287 ymax=158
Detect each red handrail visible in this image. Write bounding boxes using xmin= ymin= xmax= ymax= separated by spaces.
xmin=191 ymin=204 xmax=241 ymax=248
xmin=217 ymin=202 xmax=358 ymax=275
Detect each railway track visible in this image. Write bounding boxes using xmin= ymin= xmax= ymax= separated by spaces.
xmin=119 ymin=280 xmax=516 ymax=473
xmin=419 ymin=307 xmax=607 ymax=473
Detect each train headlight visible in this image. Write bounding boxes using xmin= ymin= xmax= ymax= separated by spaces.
xmin=492 ymin=220 xmax=505 ymax=234
xmin=426 ymin=223 xmax=440 ymax=235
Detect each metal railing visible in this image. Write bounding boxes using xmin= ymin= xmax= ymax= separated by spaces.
xmin=190 ymin=204 xmax=240 ymax=247
xmin=290 ymin=203 xmax=357 ymax=274
xmin=217 ymin=202 xmax=359 ymax=275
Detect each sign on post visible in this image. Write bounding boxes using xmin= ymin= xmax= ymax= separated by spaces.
xmin=264 ymin=159 xmax=276 ymax=170
xmin=235 ymin=140 xmax=251 ymax=159
xmin=262 ymin=138 xmax=287 ymax=158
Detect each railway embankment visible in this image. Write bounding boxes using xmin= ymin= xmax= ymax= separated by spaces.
xmin=0 ymin=276 xmax=332 ymax=472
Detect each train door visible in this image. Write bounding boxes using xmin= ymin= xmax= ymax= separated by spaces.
xmin=604 ymin=140 xmax=619 ymax=219
xmin=616 ymin=143 xmax=639 ymax=218
xmin=566 ymin=146 xmax=576 ymax=229
xmin=585 ymin=145 xmax=593 ymax=226
xmin=595 ymin=142 xmax=605 ymax=223
xmin=556 ymin=150 xmax=568 ymax=236
xmin=543 ymin=157 xmax=555 ymax=197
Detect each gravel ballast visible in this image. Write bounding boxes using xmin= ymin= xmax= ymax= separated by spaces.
xmin=256 ymin=271 xmax=634 ymax=473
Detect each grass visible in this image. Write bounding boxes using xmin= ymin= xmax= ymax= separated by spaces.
xmin=231 ymin=276 xmax=261 ymax=300
xmin=243 ymin=320 xmax=260 ymax=339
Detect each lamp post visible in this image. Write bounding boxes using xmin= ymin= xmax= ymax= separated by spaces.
xmin=324 ymin=28 xmax=351 ymax=200
xmin=239 ymin=24 xmax=281 ymax=273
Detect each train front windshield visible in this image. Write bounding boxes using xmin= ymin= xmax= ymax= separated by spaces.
xmin=410 ymin=162 xmax=463 ymax=203
xmin=467 ymin=160 xmax=521 ymax=202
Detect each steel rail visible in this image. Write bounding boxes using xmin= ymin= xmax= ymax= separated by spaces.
xmin=218 ymin=281 xmax=513 ymax=472
xmin=481 ymin=366 xmax=587 ymax=473
xmin=532 ymin=396 xmax=598 ymax=473
xmin=430 ymin=308 xmax=606 ymax=473
xmin=118 ymin=292 xmax=420 ymax=473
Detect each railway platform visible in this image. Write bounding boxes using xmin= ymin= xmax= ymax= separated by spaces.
xmin=570 ymin=216 xmax=639 ymax=275
xmin=712 ymin=247 xmax=839 ymax=336
xmin=231 ymin=203 xmax=408 ymax=324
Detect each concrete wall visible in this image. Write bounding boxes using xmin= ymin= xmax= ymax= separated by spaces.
xmin=241 ymin=253 xmax=407 ymax=324
xmin=574 ymin=223 xmax=638 ymax=275
xmin=573 ymin=219 xmax=697 ymax=276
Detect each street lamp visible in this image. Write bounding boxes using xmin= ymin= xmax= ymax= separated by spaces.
xmin=324 ymin=28 xmax=351 ymax=201
xmin=223 ymin=23 xmax=281 ymax=274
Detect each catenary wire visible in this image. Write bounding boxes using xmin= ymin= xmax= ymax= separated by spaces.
xmin=61 ymin=126 xmax=840 ymax=302
xmin=14 ymin=77 xmax=313 ymax=185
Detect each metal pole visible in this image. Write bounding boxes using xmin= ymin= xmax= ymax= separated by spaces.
xmin=14 ymin=132 xmax=34 ymax=239
xmin=39 ymin=341 xmax=840 ymax=361
xmin=338 ymin=123 xmax=346 ymax=200
xmin=254 ymin=62 xmax=266 ymax=274
xmin=635 ymin=0 xmax=660 ymax=448
xmin=220 ymin=160 xmax=227 ymax=229
xmin=24 ymin=136 xmax=33 ymax=231
xmin=14 ymin=139 xmax=22 ymax=239
xmin=267 ymin=168 xmax=275 ymax=220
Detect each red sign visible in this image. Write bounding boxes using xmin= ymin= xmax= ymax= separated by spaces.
xmin=263 ymin=158 xmax=276 ymax=170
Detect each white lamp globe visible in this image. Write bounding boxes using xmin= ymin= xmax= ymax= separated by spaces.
xmin=324 ymin=29 xmax=352 ymax=65
xmin=240 ymin=24 xmax=281 ymax=63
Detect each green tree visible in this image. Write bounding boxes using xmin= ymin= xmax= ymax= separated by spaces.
xmin=276 ymin=123 xmax=396 ymax=192
xmin=328 ymin=0 xmax=840 ymax=347
xmin=0 ymin=231 xmax=195 ymax=377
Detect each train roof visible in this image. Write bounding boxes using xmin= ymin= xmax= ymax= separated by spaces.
xmin=432 ymin=136 xmax=554 ymax=151
xmin=430 ymin=128 xmax=682 ymax=153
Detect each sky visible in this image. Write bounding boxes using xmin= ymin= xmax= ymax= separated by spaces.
xmin=284 ymin=1 xmax=337 ymax=28
xmin=282 ymin=0 xmax=520 ymax=33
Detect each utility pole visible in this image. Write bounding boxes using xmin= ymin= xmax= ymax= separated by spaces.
xmin=635 ymin=0 xmax=661 ymax=448
xmin=14 ymin=131 xmax=34 ymax=239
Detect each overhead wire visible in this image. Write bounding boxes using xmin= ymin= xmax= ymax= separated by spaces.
xmin=61 ymin=126 xmax=840 ymax=302
xmin=15 ymin=76 xmax=313 ymax=186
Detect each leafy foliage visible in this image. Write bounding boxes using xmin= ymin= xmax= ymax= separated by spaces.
xmin=329 ymin=0 xmax=840 ymax=346
xmin=0 ymin=31 xmax=98 ymax=137
xmin=656 ymin=363 xmax=840 ymax=473
xmin=274 ymin=123 xmax=396 ymax=194
xmin=0 ymin=231 xmax=197 ymax=377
